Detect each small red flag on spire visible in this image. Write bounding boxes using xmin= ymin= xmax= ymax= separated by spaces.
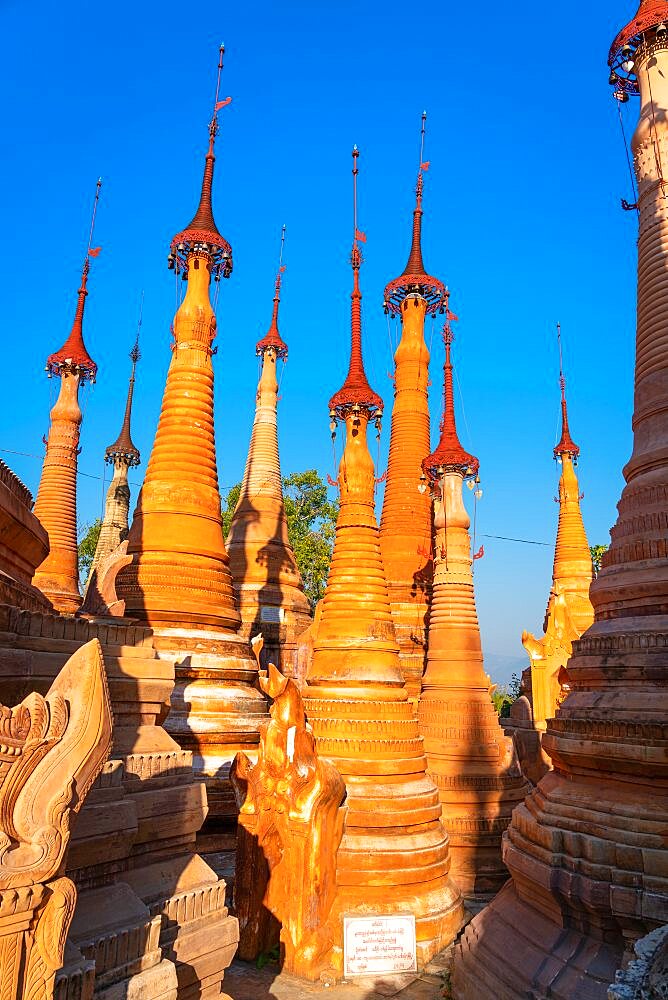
xmin=473 ymin=544 xmax=484 ymax=561
xmin=420 ymin=160 xmax=430 ymax=171
xmin=279 ymin=265 xmax=287 ymax=273
xmin=215 ymin=96 xmax=232 ymax=111
xmin=355 ymin=228 xmax=367 ymax=243
xmin=88 ymin=246 xmax=102 ymax=258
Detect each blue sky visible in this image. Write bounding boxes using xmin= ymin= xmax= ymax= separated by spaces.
xmin=0 ymin=0 xmax=639 ymax=685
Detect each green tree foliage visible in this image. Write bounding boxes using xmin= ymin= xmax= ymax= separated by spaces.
xmin=221 ymin=470 xmax=338 ymax=609
xmin=490 ymin=672 xmax=522 ymax=717
xmin=590 ymin=544 xmax=609 ymax=576
xmin=284 ymin=471 xmax=338 ymax=608
xmin=77 ymin=518 xmax=102 ymax=583
xmin=221 ymin=483 xmax=242 ymax=538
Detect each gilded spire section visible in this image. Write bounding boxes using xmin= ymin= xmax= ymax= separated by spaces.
xmin=522 ymin=343 xmax=594 ymax=733
xmin=418 ymin=324 xmax=527 ymax=900
xmin=303 ymin=149 xmax=464 ymax=970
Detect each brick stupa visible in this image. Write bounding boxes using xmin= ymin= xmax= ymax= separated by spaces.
xmin=116 ymin=48 xmax=267 ymax=832
xmin=379 ymin=114 xmax=443 ymax=702
xmin=303 ymin=148 xmax=464 ymax=969
xmin=418 ymin=323 xmax=528 ymax=901
xmin=226 ymin=231 xmax=312 ymax=675
xmin=32 ymin=182 xmax=102 ymax=614
xmin=84 ymin=332 xmax=141 ymax=605
xmin=454 ymin=4 xmax=668 ymax=995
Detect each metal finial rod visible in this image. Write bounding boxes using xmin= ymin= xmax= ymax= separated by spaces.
xmin=352 ymin=145 xmax=359 ymax=240
xmin=556 ymin=321 xmax=566 ymax=399
xmin=278 ymin=223 xmax=286 ymax=268
xmin=274 ymin=225 xmax=287 ymax=301
xmin=131 ymin=291 xmax=144 ymax=366
xmin=87 ymin=178 xmax=102 ymax=255
xmin=419 ymin=111 xmax=427 ymax=171
xmin=214 ymin=44 xmax=225 ymax=112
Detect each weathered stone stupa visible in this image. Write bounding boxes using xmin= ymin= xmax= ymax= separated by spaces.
xmin=303 ymin=147 xmax=464 ymax=969
xmin=418 ymin=323 xmax=528 ymax=901
xmin=226 ymin=230 xmax=312 ymax=675
xmin=116 ymin=48 xmax=267 ymax=831
xmin=32 ymin=181 xmax=101 ymax=614
xmin=84 ymin=332 xmax=141 ymax=604
xmin=522 ymin=335 xmax=593 ymax=735
xmin=454 ymin=4 xmax=668 ymax=995
xmin=379 ymin=114 xmax=442 ymax=702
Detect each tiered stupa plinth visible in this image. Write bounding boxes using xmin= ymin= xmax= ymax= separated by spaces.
xmin=116 ymin=53 xmax=266 ymax=833
xmin=380 ymin=117 xmax=443 ymax=701
xmin=418 ymin=326 xmax=528 ymax=901
xmin=226 ymin=242 xmax=312 ymax=675
xmin=33 ymin=188 xmax=101 ymax=615
xmin=84 ymin=334 xmax=141 ymax=606
xmin=521 ymin=352 xmax=594 ymax=738
xmin=303 ymin=149 xmax=464 ymax=971
xmin=454 ymin=6 xmax=668 ymax=996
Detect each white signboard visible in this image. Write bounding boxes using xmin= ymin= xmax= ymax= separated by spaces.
xmin=343 ymin=915 xmax=417 ymax=977
xmin=260 ymin=605 xmax=284 ymax=624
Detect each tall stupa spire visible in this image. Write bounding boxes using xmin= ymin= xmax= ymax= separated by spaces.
xmin=455 ymin=6 xmax=668 ymax=994
xmin=168 ymin=44 xmax=232 ymax=281
xmin=32 ymin=179 xmax=102 ymax=613
xmin=226 ymin=226 xmax=312 ymax=674
xmin=522 ymin=325 xmax=593 ymax=736
xmin=379 ymin=115 xmax=442 ymax=699
xmin=418 ymin=320 xmax=527 ymax=901
xmin=83 ymin=306 xmax=143 ymax=604
xmin=303 ymin=148 xmax=464 ymax=972
xmin=117 ymin=47 xmax=266 ymax=837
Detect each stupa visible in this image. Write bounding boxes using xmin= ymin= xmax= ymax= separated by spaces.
xmin=379 ymin=113 xmax=444 ymax=702
xmin=521 ymin=331 xmax=594 ymax=734
xmin=303 ymin=147 xmax=464 ymax=969
xmin=116 ymin=47 xmax=267 ymax=832
xmin=418 ymin=322 xmax=528 ymax=901
xmin=84 ymin=329 xmax=141 ymax=604
xmin=454 ymin=4 xmax=668 ymax=995
xmin=226 ymin=228 xmax=312 ymax=674
xmin=32 ymin=181 xmax=101 ymax=613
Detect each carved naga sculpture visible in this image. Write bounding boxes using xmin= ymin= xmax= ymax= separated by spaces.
xmin=231 ymin=661 xmax=346 ymax=981
xmin=0 ymin=639 xmax=112 ymax=1000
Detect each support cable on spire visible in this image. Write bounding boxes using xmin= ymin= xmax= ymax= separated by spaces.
xmin=383 ymin=113 xmax=445 ymax=316
xmin=329 ymin=146 xmax=383 ymax=425
xmin=46 ymin=179 xmax=102 ymax=381
xmin=168 ymin=44 xmax=233 ymax=281
xmin=256 ymin=224 xmax=289 ymax=358
xmin=554 ymin=322 xmax=580 ymax=462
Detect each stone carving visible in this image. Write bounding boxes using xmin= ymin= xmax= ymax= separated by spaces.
xmin=231 ymin=662 xmax=346 ymax=981
xmin=0 ymin=638 xmax=112 ymax=1000
xmin=608 ymin=925 xmax=668 ymax=1000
